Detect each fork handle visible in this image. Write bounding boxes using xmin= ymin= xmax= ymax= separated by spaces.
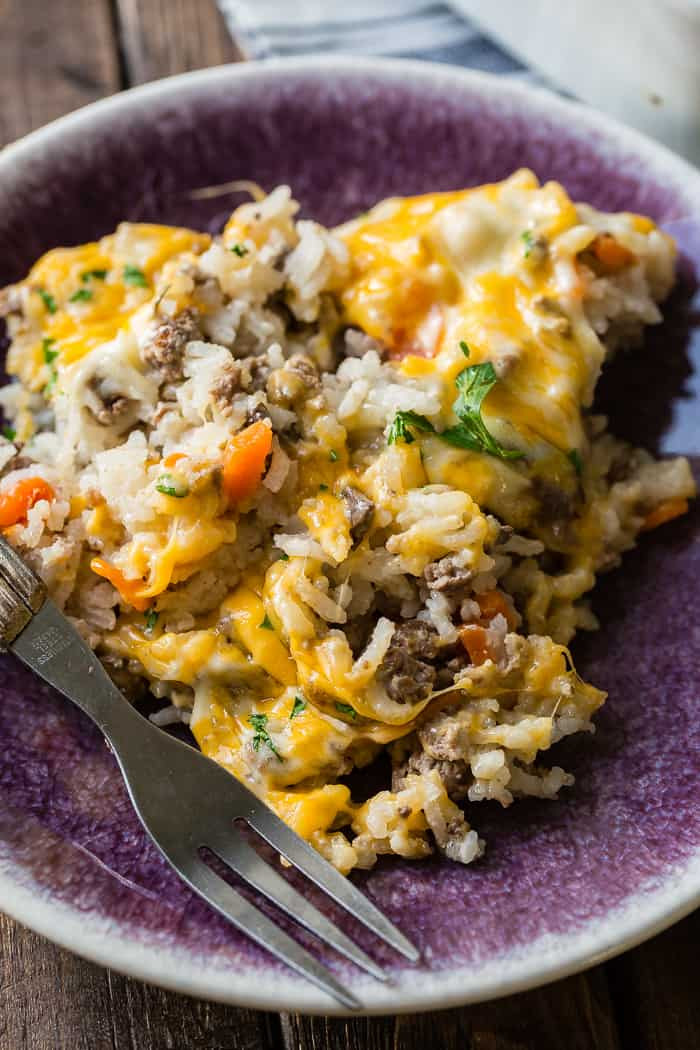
xmin=10 ymin=599 xmax=149 ymax=750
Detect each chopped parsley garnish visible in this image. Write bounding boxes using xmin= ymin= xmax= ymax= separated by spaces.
xmin=521 ymin=230 xmax=536 ymax=257
xmin=335 ymin=702 xmax=358 ymax=720
xmin=385 ymin=347 xmax=522 ymax=460
xmin=319 ymin=483 xmax=329 ymax=492
xmin=69 ymin=288 xmax=93 ymax=303
xmin=2 ymin=426 xmax=16 ymax=441
xmin=441 ymin=362 xmax=524 ymax=461
xmin=155 ymin=474 xmax=189 ymax=498
xmin=42 ymin=338 xmax=59 ymax=393
xmin=568 ymin=448 xmax=583 ymax=476
xmin=81 ymin=269 xmax=108 ymax=282
xmin=387 ymin=410 xmax=436 ymax=445
xmin=249 ymin=713 xmax=283 ymax=760
xmin=42 ymin=337 xmax=58 ymax=364
xmin=278 ymin=551 xmax=290 ymax=561
xmin=230 ymin=243 xmax=249 ymax=257
xmin=123 ymin=264 xmax=148 ymax=287
xmin=329 ymin=449 xmax=339 ymax=462
xmin=144 ymin=608 xmax=159 ymax=632
xmin=37 ymin=288 xmax=57 ymax=314
xmin=290 ymin=696 xmax=307 ymax=719
xmin=259 ymin=614 xmax=274 ymax=630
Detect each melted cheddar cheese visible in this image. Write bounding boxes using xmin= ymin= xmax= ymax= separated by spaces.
xmin=6 ymin=223 xmax=209 ymax=394
xmin=3 ymin=171 xmax=687 ymax=870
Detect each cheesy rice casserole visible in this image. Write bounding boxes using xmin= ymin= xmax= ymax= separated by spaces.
xmin=0 ymin=170 xmax=694 ymax=873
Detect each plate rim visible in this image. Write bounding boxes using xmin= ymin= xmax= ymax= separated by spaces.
xmin=2 ymin=851 xmax=699 ymax=1016
xmin=1 ymin=54 xmax=699 ymax=1015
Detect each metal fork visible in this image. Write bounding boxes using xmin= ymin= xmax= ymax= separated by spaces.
xmin=0 ymin=536 xmax=418 ymax=1008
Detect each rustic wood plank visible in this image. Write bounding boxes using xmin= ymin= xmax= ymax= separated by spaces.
xmin=115 ymin=0 xmax=241 ymax=85
xmin=0 ymin=0 xmax=120 ymax=147
xmin=282 ymin=968 xmax=622 ymax=1050
xmin=0 ymin=912 xmax=282 ymax=1050
xmin=605 ymin=909 xmax=700 ymax=1050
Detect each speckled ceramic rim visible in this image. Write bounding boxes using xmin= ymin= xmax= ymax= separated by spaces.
xmin=0 ymin=56 xmax=699 ymax=1016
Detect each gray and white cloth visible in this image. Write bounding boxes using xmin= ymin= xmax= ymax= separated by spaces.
xmin=215 ymin=1 xmax=700 ymax=166
xmin=216 ymin=0 xmax=547 ymax=84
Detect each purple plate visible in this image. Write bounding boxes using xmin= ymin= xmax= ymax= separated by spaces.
xmin=0 ymin=58 xmax=699 ymax=1015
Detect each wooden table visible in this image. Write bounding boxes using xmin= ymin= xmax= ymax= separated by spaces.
xmin=0 ymin=2 xmax=698 ymax=1047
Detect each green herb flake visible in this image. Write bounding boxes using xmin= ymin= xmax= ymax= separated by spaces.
xmin=69 ymin=288 xmax=93 ymax=303
xmin=2 ymin=426 xmax=16 ymax=442
xmin=329 ymin=449 xmax=339 ymax=462
xmin=334 ymin=702 xmax=358 ymax=721
xmin=123 ymin=264 xmax=149 ymax=288
xmin=521 ymin=230 xmax=536 ymax=258
xmin=230 ymin=243 xmax=249 ymax=257
xmin=568 ymin=448 xmax=583 ymax=476
xmin=42 ymin=337 xmax=58 ymax=364
xmin=155 ymin=474 xmax=189 ymax=498
xmin=144 ymin=608 xmax=159 ymax=632
xmin=81 ymin=269 xmax=108 ymax=282
xmin=459 ymin=340 xmax=471 ymax=358
xmin=441 ymin=362 xmax=524 ymax=461
xmin=290 ymin=696 xmax=307 ymax=720
xmin=278 ymin=552 xmax=290 ymax=561
xmin=248 ymin=713 xmax=283 ymax=760
xmin=42 ymin=338 xmax=59 ymax=394
xmin=37 ymin=288 xmax=57 ymax=314
xmin=259 ymin=614 xmax=274 ymax=631
xmin=387 ymin=410 xmax=436 ymax=446
xmin=319 ymin=483 xmax=329 ymax=492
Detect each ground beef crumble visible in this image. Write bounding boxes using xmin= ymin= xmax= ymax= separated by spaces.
xmin=424 ymin=554 xmax=472 ymax=594
xmin=392 ymin=750 xmax=472 ymax=801
xmin=142 ymin=307 xmax=201 ymax=384
xmin=341 ymin=487 xmax=375 ymax=546
xmin=378 ymin=620 xmax=440 ymax=704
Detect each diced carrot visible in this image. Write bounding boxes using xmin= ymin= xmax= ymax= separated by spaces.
xmin=476 ymin=589 xmax=518 ymax=630
xmin=587 ymin=233 xmax=636 ymax=273
xmin=0 ymin=477 xmax=54 ymax=528
xmin=90 ymin=556 xmax=151 ymax=612
xmin=163 ymin=452 xmax=185 ymax=468
xmin=222 ymin=421 xmax=273 ymax=505
xmin=640 ymin=498 xmax=689 ymax=532
xmin=458 ymin=624 xmax=491 ymax=666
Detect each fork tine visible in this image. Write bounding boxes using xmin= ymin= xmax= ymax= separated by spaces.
xmin=208 ymin=835 xmax=388 ymax=982
xmin=178 ymin=857 xmax=361 ymax=1010
xmin=246 ymin=803 xmax=420 ymax=962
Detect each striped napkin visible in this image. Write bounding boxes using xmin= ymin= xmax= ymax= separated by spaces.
xmin=216 ymin=0 xmax=548 ymax=84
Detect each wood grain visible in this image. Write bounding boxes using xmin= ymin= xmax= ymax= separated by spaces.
xmin=0 ymin=913 xmax=282 ymax=1050
xmin=283 ymin=969 xmax=622 ymax=1050
xmin=606 ymin=909 xmax=700 ymax=1050
xmin=0 ymin=0 xmax=119 ymax=148
xmin=114 ymin=0 xmax=241 ymax=85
